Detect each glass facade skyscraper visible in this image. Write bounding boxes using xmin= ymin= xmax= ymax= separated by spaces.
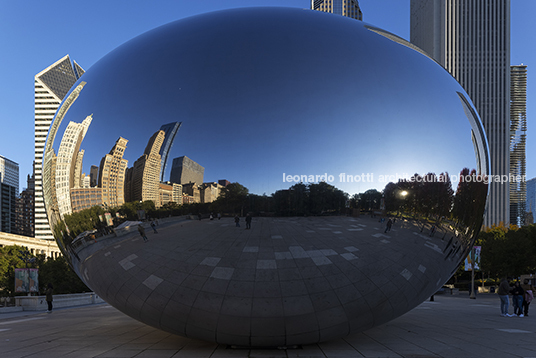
xmin=158 ymin=122 xmax=181 ymax=182
xmin=34 ymin=55 xmax=84 ymax=239
xmin=410 ymin=0 xmax=511 ymax=227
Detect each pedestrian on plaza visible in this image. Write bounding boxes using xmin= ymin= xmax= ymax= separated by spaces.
xmin=498 ymin=277 xmax=512 ymax=317
xmin=217 ymin=213 xmax=221 ymax=220
xmin=245 ymin=214 xmax=252 ymax=229
xmin=150 ymin=221 xmax=158 ymax=233
xmin=210 ymin=212 xmax=214 ymax=220
xmin=511 ymin=281 xmax=525 ymax=317
xmin=385 ymin=218 xmax=392 ymax=233
xmin=234 ymin=215 xmax=240 ymax=227
xmin=523 ymin=284 xmax=533 ymax=317
xmin=46 ymin=283 xmax=53 ymax=313
xmin=138 ymin=224 xmax=148 ymax=242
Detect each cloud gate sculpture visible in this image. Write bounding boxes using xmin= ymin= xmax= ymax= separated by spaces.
xmin=44 ymin=7 xmax=489 ymax=347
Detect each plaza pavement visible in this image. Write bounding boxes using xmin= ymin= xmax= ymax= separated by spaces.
xmin=1 ymin=293 xmax=535 ymax=357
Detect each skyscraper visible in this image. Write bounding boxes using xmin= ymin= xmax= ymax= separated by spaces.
xmin=510 ymin=65 xmax=527 ymax=227
xmin=158 ymin=122 xmax=181 ymax=182
xmin=55 ymin=115 xmax=92 ymax=218
xmin=526 ymin=177 xmax=536 ymax=224
xmin=311 ymin=0 xmax=363 ymax=20
xmin=410 ymin=0 xmax=511 ymax=227
xmin=35 ymin=55 xmax=84 ymax=239
xmin=99 ymin=137 xmax=129 ymax=208
xmin=0 ymin=155 xmax=19 ymax=233
xmin=169 ymin=156 xmax=204 ymax=185
xmin=129 ymin=131 xmax=165 ymax=203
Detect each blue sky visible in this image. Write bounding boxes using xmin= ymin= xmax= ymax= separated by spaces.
xmin=0 ymin=0 xmax=534 ymax=191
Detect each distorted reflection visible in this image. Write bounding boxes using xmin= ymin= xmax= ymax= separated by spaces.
xmin=43 ymin=7 xmax=489 ymax=347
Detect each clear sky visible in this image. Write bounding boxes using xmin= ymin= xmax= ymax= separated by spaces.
xmin=0 ymin=0 xmax=534 ymax=191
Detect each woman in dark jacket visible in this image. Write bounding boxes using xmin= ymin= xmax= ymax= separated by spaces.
xmin=46 ymin=283 xmax=53 ymax=313
xmin=511 ymin=281 xmax=525 ymax=317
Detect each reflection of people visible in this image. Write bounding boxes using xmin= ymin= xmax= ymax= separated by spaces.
xmin=217 ymin=213 xmax=221 ymax=220
xmin=235 ymin=216 xmax=240 ymax=227
xmin=385 ymin=219 xmax=392 ymax=233
xmin=511 ymin=281 xmax=525 ymax=317
xmin=498 ymin=277 xmax=511 ymax=317
xmin=46 ymin=283 xmax=53 ymax=313
xmin=138 ymin=224 xmax=148 ymax=242
xmin=150 ymin=221 xmax=158 ymax=233
xmin=245 ymin=214 xmax=252 ymax=229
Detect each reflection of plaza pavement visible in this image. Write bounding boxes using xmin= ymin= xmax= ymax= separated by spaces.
xmin=77 ymin=215 xmax=466 ymax=346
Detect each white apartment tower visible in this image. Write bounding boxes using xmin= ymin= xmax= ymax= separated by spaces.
xmin=410 ymin=0 xmax=511 ymax=227
xmin=34 ymin=55 xmax=84 ymax=239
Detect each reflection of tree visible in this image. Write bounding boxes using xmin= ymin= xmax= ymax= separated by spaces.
xmin=452 ymin=168 xmax=488 ymax=232
xmin=383 ymin=173 xmax=453 ymax=220
xmin=272 ymin=182 xmax=348 ymax=216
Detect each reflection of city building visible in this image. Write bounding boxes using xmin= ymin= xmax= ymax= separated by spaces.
xmin=170 ymin=156 xmax=204 ymax=185
xmin=99 ymin=137 xmax=128 ymax=208
xmin=129 ymin=131 xmax=165 ymax=203
xmin=0 ymin=155 xmax=19 ymax=234
xmin=35 ymin=55 xmax=84 ymax=239
xmin=158 ymin=122 xmax=182 ymax=182
xmin=410 ymin=1 xmax=510 ymax=227
xmin=510 ymin=65 xmax=527 ymax=227
xmin=181 ymin=183 xmax=200 ymax=203
xmin=158 ymin=182 xmax=183 ymax=207
xmin=14 ymin=173 xmax=35 ymax=237
xmin=218 ymin=179 xmax=230 ymax=187
xmin=527 ymin=178 xmax=536 ymax=225
xmin=56 ymin=115 xmax=92 ymax=218
xmin=90 ymin=165 xmax=99 ymax=187
xmin=70 ymin=187 xmax=103 ymax=213
xmin=200 ymin=182 xmax=223 ymax=203
xmin=311 ymin=0 xmax=363 ymax=20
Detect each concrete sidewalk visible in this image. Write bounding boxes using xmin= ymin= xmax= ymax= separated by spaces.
xmin=0 ymin=293 xmax=534 ymax=357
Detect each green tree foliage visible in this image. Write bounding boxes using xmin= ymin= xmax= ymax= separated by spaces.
xmin=0 ymin=245 xmax=88 ymax=296
xmin=272 ymin=182 xmax=348 ymax=216
xmin=477 ymin=223 xmax=536 ymax=278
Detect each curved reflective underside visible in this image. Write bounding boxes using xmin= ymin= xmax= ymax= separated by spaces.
xmin=44 ymin=7 xmax=488 ymax=347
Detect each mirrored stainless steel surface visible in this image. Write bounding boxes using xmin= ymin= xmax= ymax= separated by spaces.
xmin=43 ymin=7 xmax=489 ymax=346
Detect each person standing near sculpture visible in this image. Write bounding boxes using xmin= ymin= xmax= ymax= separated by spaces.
xmin=511 ymin=281 xmax=525 ymax=317
xmin=245 ymin=214 xmax=252 ymax=229
xmin=523 ymin=284 xmax=533 ymax=317
xmin=46 ymin=283 xmax=53 ymax=313
xmin=498 ymin=277 xmax=511 ymax=317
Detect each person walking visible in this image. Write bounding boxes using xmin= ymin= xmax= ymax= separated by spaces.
xmin=150 ymin=221 xmax=158 ymax=234
xmin=498 ymin=277 xmax=512 ymax=317
xmin=234 ymin=215 xmax=240 ymax=227
xmin=245 ymin=214 xmax=252 ymax=229
xmin=46 ymin=283 xmax=53 ymax=313
xmin=511 ymin=281 xmax=525 ymax=317
xmin=385 ymin=218 xmax=392 ymax=233
xmin=138 ymin=224 xmax=149 ymax=242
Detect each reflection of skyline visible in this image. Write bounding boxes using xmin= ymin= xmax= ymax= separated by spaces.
xmin=49 ymin=117 xmax=226 ymax=214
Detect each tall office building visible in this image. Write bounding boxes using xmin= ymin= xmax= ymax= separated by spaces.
xmin=170 ymin=156 xmax=204 ymax=185
xmin=35 ymin=55 xmax=84 ymax=239
xmin=99 ymin=137 xmax=129 ymax=208
xmin=509 ymin=65 xmax=527 ymax=227
xmin=311 ymin=0 xmax=363 ymax=20
xmin=55 ymin=115 xmax=92 ymax=218
xmin=89 ymin=165 xmax=99 ymax=187
xmin=129 ymin=131 xmax=165 ymax=204
xmin=14 ymin=173 xmax=35 ymax=237
xmin=158 ymin=122 xmax=181 ymax=182
xmin=0 ymin=155 xmax=19 ymax=233
xmin=410 ymin=0 xmax=511 ymax=227
xmin=526 ymin=177 xmax=536 ymax=224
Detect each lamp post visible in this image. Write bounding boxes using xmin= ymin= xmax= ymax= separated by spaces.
xmin=470 ymin=247 xmax=476 ymax=299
